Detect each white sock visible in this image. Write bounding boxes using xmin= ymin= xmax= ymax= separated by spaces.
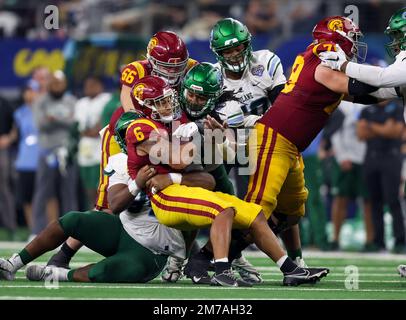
xmin=51 ymin=267 xmax=69 ymax=281
xmin=276 ymin=255 xmax=288 ymax=268
xmin=214 ymin=257 xmax=229 ymax=263
xmin=9 ymin=253 xmax=24 ymax=272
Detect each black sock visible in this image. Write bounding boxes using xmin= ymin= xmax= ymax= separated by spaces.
xmin=214 ymin=261 xmax=231 ymax=275
xmin=195 ymin=246 xmax=214 ymax=261
xmin=60 ymin=243 xmax=76 ymax=260
xmin=228 ymin=230 xmax=250 ymax=261
xmin=280 ymin=257 xmax=298 ymax=274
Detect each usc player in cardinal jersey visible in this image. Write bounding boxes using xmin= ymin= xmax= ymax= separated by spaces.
xmin=244 ymin=16 xmax=376 ymax=260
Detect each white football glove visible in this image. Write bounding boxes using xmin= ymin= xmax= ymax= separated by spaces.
xmin=172 ymin=122 xmax=199 ymax=139
xmin=319 ymin=44 xmax=347 ymax=71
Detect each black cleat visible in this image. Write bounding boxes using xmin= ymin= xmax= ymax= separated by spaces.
xmin=283 ymin=267 xmax=329 ymax=286
xmin=184 ymin=257 xmax=212 ymax=285
xmin=46 ymin=251 xmax=71 ymax=269
xmin=211 ymin=269 xmax=252 ymax=287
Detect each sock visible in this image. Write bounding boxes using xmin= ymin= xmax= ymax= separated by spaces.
xmin=214 ymin=259 xmax=230 ymax=275
xmin=53 ymin=267 xmax=69 ymax=281
xmin=277 ymin=255 xmax=297 ymax=274
xmin=9 ymin=253 xmax=25 ymax=272
xmin=287 ymin=248 xmax=302 ymax=260
xmin=67 ymin=269 xmax=75 ymax=282
xmin=196 ymin=246 xmax=214 ymax=261
xmin=61 ymin=243 xmax=76 ymax=259
xmin=18 ymin=249 xmax=34 ymax=265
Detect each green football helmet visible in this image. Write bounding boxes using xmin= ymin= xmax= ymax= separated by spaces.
xmin=210 ymin=18 xmax=252 ymax=73
xmin=180 ymin=62 xmax=223 ymax=120
xmin=385 ymin=7 xmax=406 ymax=57
xmin=114 ymin=111 xmax=143 ymax=153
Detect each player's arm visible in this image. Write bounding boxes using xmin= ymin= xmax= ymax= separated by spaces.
xmin=120 ymin=85 xmax=136 ymax=112
xmin=120 ymin=63 xmax=144 ymax=111
xmin=342 ymin=60 xmax=406 ymax=88
xmin=108 ymin=164 xmax=156 ymax=214
xmin=315 ymin=65 xmax=380 ymax=97
xmin=145 ymin=171 xmax=216 ymax=194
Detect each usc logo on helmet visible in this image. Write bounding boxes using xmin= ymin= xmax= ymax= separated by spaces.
xmin=327 ymin=19 xmax=344 ymax=32
xmin=132 ymin=83 xmax=146 ymax=100
xmin=147 ymin=37 xmax=158 ymax=54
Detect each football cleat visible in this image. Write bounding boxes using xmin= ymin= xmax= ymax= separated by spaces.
xmin=283 ymin=267 xmax=329 ymax=286
xmin=211 ymin=269 xmax=252 ymax=287
xmin=398 ymin=265 xmax=406 ymax=278
xmin=161 ymin=256 xmax=186 ymax=283
xmin=294 ymin=257 xmax=308 ymax=268
xmin=26 ymin=265 xmax=66 ymax=281
xmin=232 ymin=255 xmax=263 ymax=284
xmin=184 ymin=257 xmax=212 ymax=285
xmin=0 ymin=257 xmax=16 ymax=281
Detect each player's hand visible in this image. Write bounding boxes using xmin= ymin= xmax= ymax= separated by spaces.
xmin=319 ymin=44 xmax=347 ymax=71
xmin=204 ymin=115 xmax=228 ymax=131
xmin=173 ymin=122 xmax=199 ymax=139
xmin=146 ymin=174 xmax=173 ymax=194
xmin=135 ymin=165 xmax=156 ymax=189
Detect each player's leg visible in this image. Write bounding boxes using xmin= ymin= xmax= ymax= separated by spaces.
xmin=150 ymin=184 xmax=251 ymax=287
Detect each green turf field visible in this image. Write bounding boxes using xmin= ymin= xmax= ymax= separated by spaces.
xmin=0 ymin=242 xmax=405 ymax=300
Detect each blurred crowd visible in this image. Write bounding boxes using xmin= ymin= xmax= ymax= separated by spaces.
xmin=0 ymin=0 xmax=403 ymax=41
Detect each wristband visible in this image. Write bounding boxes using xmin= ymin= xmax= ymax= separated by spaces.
xmin=128 ymin=179 xmax=140 ymax=196
xmin=169 ymin=173 xmax=182 ymax=184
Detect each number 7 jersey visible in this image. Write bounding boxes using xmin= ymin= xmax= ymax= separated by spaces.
xmin=259 ymin=42 xmax=344 ymax=152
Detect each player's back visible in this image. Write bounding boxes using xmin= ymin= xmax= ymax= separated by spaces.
xmin=260 ymin=42 xmax=344 ymax=152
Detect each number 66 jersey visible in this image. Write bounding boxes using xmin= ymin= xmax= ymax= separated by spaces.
xmin=259 ymin=41 xmax=344 ymax=152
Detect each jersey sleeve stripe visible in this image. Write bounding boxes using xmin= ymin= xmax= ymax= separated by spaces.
xmin=268 ymin=55 xmax=281 ymax=78
xmin=132 ymin=62 xmax=145 ymax=79
xmin=267 ymin=54 xmax=276 ymax=70
xmin=272 ymin=61 xmax=281 ymax=78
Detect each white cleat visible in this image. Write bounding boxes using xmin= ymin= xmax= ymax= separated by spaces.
xmin=232 ymin=255 xmax=262 ymax=284
xmin=398 ymin=265 xmax=406 ymax=278
xmin=0 ymin=255 xmax=17 ymax=281
xmin=161 ymin=256 xmax=186 ymax=283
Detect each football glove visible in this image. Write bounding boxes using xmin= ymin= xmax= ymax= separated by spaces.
xmin=319 ymin=44 xmax=347 ymax=71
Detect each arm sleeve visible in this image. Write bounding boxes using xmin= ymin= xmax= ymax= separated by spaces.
xmin=345 ymin=59 xmax=406 ymax=87
xmin=370 ymin=87 xmax=400 ymax=100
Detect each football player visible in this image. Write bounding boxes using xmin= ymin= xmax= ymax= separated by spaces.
xmin=210 ymin=18 xmax=310 ymax=267
xmin=123 ymin=75 xmax=330 ymax=287
xmin=175 ymin=62 xmax=262 ymax=284
xmin=0 ymin=112 xmax=214 ymax=284
xmin=243 ymin=15 xmax=379 ymax=258
xmin=47 ymin=31 xmax=197 ymax=269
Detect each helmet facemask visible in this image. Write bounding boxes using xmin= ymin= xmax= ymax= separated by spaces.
xmin=385 ymin=27 xmax=406 ymax=57
xmin=215 ymin=42 xmax=252 ymax=73
xmin=180 ymin=86 xmax=220 ymax=120
xmin=141 ymin=88 xmax=181 ymax=124
xmin=336 ymin=29 xmax=368 ymax=63
xmin=148 ymin=55 xmax=188 ymax=87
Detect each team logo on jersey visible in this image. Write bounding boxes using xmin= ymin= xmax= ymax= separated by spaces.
xmin=147 ymin=37 xmax=158 ymax=54
xmin=132 ymin=83 xmax=146 ymax=100
xmin=327 ymin=19 xmax=344 ymax=32
xmin=251 ymin=65 xmax=264 ymax=76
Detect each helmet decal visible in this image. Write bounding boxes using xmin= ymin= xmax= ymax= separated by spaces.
xmin=132 ymin=83 xmax=146 ymax=101
xmin=328 ymin=19 xmax=344 ymax=32
xmin=147 ymin=37 xmax=158 ymax=55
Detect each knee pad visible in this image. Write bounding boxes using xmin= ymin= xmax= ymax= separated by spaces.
xmin=268 ymin=212 xmax=302 ymax=235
